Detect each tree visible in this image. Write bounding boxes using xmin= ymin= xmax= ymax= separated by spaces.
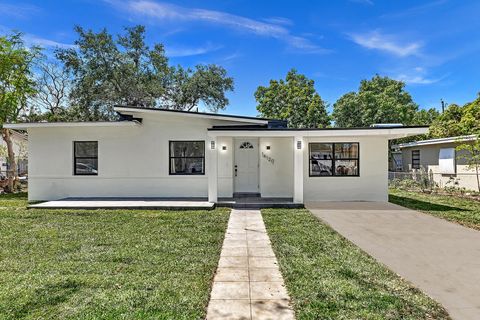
xmin=31 ymin=60 xmax=71 ymax=121
xmin=458 ymin=93 xmax=480 ymax=134
xmin=162 ymin=64 xmax=234 ymax=112
xmin=255 ymin=69 xmax=330 ymax=128
xmin=429 ymin=103 xmax=464 ymax=138
xmin=412 ymin=108 xmax=440 ymax=126
xmin=456 ymin=137 xmax=480 ymax=192
xmin=56 ymin=25 xmax=233 ymax=120
xmin=332 ymin=75 xmax=418 ymax=127
xmin=0 ymin=33 xmax=39 ymax=191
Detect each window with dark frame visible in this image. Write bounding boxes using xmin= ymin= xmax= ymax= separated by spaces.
xmin=309 ymin=143 xmax=359 ymax=177
xmin=412 ymin=150 xmax=421 ymax=169
xmin=74 ymin=141 xmax=98 ymax=175
xmin=169 ymin=141 xmax=205 ymax=175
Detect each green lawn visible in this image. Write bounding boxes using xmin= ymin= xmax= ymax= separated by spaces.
xmin=0 ymin=193 xmax=229 ymax=319
xmin=389 ymin=188 xmax=480 ymax=230
xmin=262 ymin=208 xmax=450 ymax=320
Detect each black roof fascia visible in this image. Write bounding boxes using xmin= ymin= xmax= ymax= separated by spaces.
xmin=207 ymin=125 xmax=429 ymax=131
xmin=114 ymin=105 xmax=272 ymax=122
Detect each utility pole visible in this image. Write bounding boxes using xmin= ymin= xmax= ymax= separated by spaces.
xmin=440 ymin=99 xmax=445 ymax=113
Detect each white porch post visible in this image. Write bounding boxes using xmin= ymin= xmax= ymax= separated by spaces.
xmin=293 ymin=135 xmax=304 ymax=203
xmin=208 ymin=136 xmax=218 ymax=203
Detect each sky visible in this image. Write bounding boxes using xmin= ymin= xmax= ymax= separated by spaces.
xmin=1 ymin=0 xmax=480 ymax=116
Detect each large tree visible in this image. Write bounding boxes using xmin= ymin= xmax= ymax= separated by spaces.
xmin=332 ymin=75 xmax=418 ymax=127
xmin=255 ymin=69 xmax=330 ymax=128
xmin=56 ymin=25 xmax=233 ymax=120
xmin=30 ymin=60 xmax=71 ymax=122
xmin=0 ymin=33 xmax=39 ymax=191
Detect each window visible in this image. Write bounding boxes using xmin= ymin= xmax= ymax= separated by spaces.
xmin=239 ymin=141 xmax=254 ymax=149
xmin=412 ymin=150 xmax=421 ymax=169
xmin=169 ymin=141 xmax=205 ymax=175
xmin=309 ymin=143 xmax=359 ymax=177
xmin=74 ymin=141 xmax=98 ymax=175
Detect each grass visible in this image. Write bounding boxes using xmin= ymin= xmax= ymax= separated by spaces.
xmin=262 ymin=208 xmax=450 ymax=320
xmin=0 ymin=193 xmax=229 ymax=319
xmin=389 ymin=188 xmax=480 ymax=230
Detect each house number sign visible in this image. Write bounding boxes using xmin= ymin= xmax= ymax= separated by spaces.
xmin=262 ymin=152 xmax=274 ymax=165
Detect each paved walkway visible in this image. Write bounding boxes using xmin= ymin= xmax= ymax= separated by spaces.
xmin=206 ymin=209 xmax=294 ymax=320
xmin=306 ymin=201 xmax=480 ymax=320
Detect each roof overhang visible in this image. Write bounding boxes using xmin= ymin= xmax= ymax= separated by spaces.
xmin=4 ymin=121 xmax=140 ymax=130
xmin=114 ymin=106 xmax=269 ymax=125
xmin=207 ymin=126 xmax=429 ymax=139
xmin=395 ymin=134 xmax=477 ymax=148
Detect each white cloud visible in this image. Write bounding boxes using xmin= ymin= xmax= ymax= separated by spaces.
xmin=165 ymin=43 xmax=222 ymax=57
xmin=349 ymin=0 xmax=374 ymax=5
xmin=349 ymin=30 xmax=422 ymax=57
xmin=108 ymin=0 xmax=327 ymax=53
xmin=0 ymin=25 xmax=75 ymax=49
xmin=0 ymin=3 xmax=40 ymax=19
xmin=395 ymin=74 xmax=439 ymax=84
xmin=392 ymin=67 xmax=445 ymax=85
xmin=262 ymin=17 xmax=294 ymax=26
xmin=23 ymin=35 xmax=76 ymax=49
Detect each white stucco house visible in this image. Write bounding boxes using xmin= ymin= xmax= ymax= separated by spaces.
xmin=392 ymin=135 xmax=480 ymax=191
xmin=5 ymin=106 xmax=427 ymax=203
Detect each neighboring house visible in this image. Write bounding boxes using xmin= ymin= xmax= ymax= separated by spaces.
xmin=392 ymin=135 xmax=479 ymax=191
xmin=0 ymin=130 xmax=28 ymax=178
xmin=5 ymin=106 xmax=426 ymax=202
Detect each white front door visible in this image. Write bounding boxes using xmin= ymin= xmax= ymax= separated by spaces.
xmin=234 ymin=138 xmax=259 ymax=193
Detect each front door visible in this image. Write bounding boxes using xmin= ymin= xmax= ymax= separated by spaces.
xmin=234 ymin=138 xmax=259 ymax=193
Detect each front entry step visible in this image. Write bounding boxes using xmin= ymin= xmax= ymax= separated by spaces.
xmin=233 ymin=192 xmax=261 ymax=198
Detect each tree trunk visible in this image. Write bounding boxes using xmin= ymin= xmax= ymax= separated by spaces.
xmin=1 ymin=128 xmax=17 ymax=193
xmin=476 ymin=165 xmax=480 ymax=193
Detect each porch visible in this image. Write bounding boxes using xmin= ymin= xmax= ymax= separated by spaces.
xmin=28 ymin=196 xmax=302 ymax=210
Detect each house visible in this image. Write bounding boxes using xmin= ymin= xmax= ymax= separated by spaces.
xmin=0 ymin=130 xmax=28 ymax=178
xmin=5 ymin=106 xmax=427 ymax=202
xmin=392 ymin=135 xmax=479 ymax=191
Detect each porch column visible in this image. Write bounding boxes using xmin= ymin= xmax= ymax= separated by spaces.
xmin=208 ymin=136 xmax=218 ymax=203
xmin=293 ymin=135 xmax=304 ymax=203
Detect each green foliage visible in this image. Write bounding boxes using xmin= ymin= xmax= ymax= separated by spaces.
xmin=332 ymin=75 xmax=418 ymax=127
xmin=255 ymin=69 xmax=330 ymax=128
xmin=412 ymin=107 xmax=440 ymax=125
xmin=456 ymin=137 xmax=480 ymax=191
xmin=429 ymin=94 xmax=480 ymax=138
xmin=429 ymin=103 xmax=465 ymax=137
xmin=56 ymin=25 xmax=234 ymax=121
xmin=0 ymin=32 xmax=40 ymax=126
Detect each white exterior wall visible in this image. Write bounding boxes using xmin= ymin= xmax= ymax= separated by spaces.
xmin=27 ymin=114 xmax=241 ymax=201
xmin=259 ymin=137 xmax=294 ymax=197
xmin=401 ymin=143 xmax=480 ymax=191
xmin=303 ymin=136 xmax=388 ymax=202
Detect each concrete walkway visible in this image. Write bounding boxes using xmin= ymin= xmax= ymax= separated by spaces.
xmin=206 ymin=209 xmax=294 ymax=320
xmin=306 ymin=201 xmax=480 ymax=320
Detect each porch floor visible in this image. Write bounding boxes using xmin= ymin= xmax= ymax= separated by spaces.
xmin=217 ymin=197 xmax=303 ymax=209
xmin=28 ymin=197 xmax=303 ymax=210
xmin=29 ymin=197 xmax=214 ymax=210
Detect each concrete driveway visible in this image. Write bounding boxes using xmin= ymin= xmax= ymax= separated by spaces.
xmin=306 ymin=201 xmax=480 ymax=320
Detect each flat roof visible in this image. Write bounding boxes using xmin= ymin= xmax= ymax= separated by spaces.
xmin=395 ymin=134 xmax=478 ymax=148
xmin=208 ymin=125 xmax=428 ymax=131
xmin=4 ymin=121 xmax=140 ymax=130
xmin=114 ymin=105 xmax=271 ymax=124
xmin=207 ymin=126 xmax=429 ymax=139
